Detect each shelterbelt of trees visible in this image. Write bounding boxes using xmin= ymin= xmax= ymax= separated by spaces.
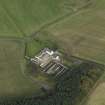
xmin=0 ymin=62 xmax=104 ymax=105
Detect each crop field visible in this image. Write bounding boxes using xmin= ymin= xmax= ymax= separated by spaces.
xmin=45 ymin=0 xmax=105 ymax=65
xmin=82 ymin=71 xmax=105 ymax=105
xmin=84 ymin=83 xmax=105 ymax=105
xmin=0 ymin=40 xmax=41 ymax=97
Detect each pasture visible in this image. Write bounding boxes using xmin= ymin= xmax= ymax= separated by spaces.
xmin=0 ymin=0 xmax=89 ymax=37
xmin=45 ymin=0 xmax=105 ymax=65
xmin=0 ymin=0 xmax=105 ymax=103
xmin=0 ymin=40 xmax=40 ymax=97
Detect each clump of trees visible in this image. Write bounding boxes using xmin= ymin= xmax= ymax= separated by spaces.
xmin=0 ymin=62 xmax=104 ymax=105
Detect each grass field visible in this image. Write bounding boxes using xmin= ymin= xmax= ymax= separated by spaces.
xmin=45 ymin=0 xmax=105 ymax=65
xmin=0 ymin=40 xmax=41 ymax=97
xmin=26 ymin=31 xmax=58 ymax=57
xmin=0 ymin=0 xmax=90 ymax=37
xmin=0 ymin=0 xmax=90 ymax=98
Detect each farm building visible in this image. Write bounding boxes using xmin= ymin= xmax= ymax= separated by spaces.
xmin=29 ymin=48 xmax=68 ymax=76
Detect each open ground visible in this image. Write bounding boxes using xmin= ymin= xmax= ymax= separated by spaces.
xmin=79 ymin=71 xmax=105 ymax=105
xmin=45 ymin=0 xmax=105 ymax=65
xmin=0 ymin=40 xmax=42 ymax=97
xmin=0 ymin=0 xmax=88 ymax=37
xmin=0 ymin=0 xmax=105 ymax=104
xmin=85 ymin=82 xmax=105 ymax=105
xmin=0 ymin=0 xmax=90 ymax=97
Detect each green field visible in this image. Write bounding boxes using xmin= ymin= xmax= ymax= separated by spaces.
xmin=0 ymin=0 xmax=90 ymax=98
xmin=45 ymin=0 xmax=105 ymax=65
xmin=26 ymin=31 xmax=58 ymax=57
xmin=0 ymin=0 xmax=88 ymax=37
xmin=0 ymin=40 xmax=41 ymax=97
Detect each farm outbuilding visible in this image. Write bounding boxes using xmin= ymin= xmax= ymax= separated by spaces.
xmin=30 ymin=48 xmax=68 ymax=76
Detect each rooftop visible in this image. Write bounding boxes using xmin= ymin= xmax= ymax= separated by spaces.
xmin=29 ymin=48 xmax=68 ymax=76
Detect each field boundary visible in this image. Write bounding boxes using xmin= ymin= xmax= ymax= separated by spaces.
xmin=0 ymin=1 xmax=26 ymax=37
xmin=72 ymin=55 xmax=105 ymax=66
xmin=28 ymin=1 xmax=93 ymax=39
xmin=79 ymin=70 xmax=105 ymax=105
